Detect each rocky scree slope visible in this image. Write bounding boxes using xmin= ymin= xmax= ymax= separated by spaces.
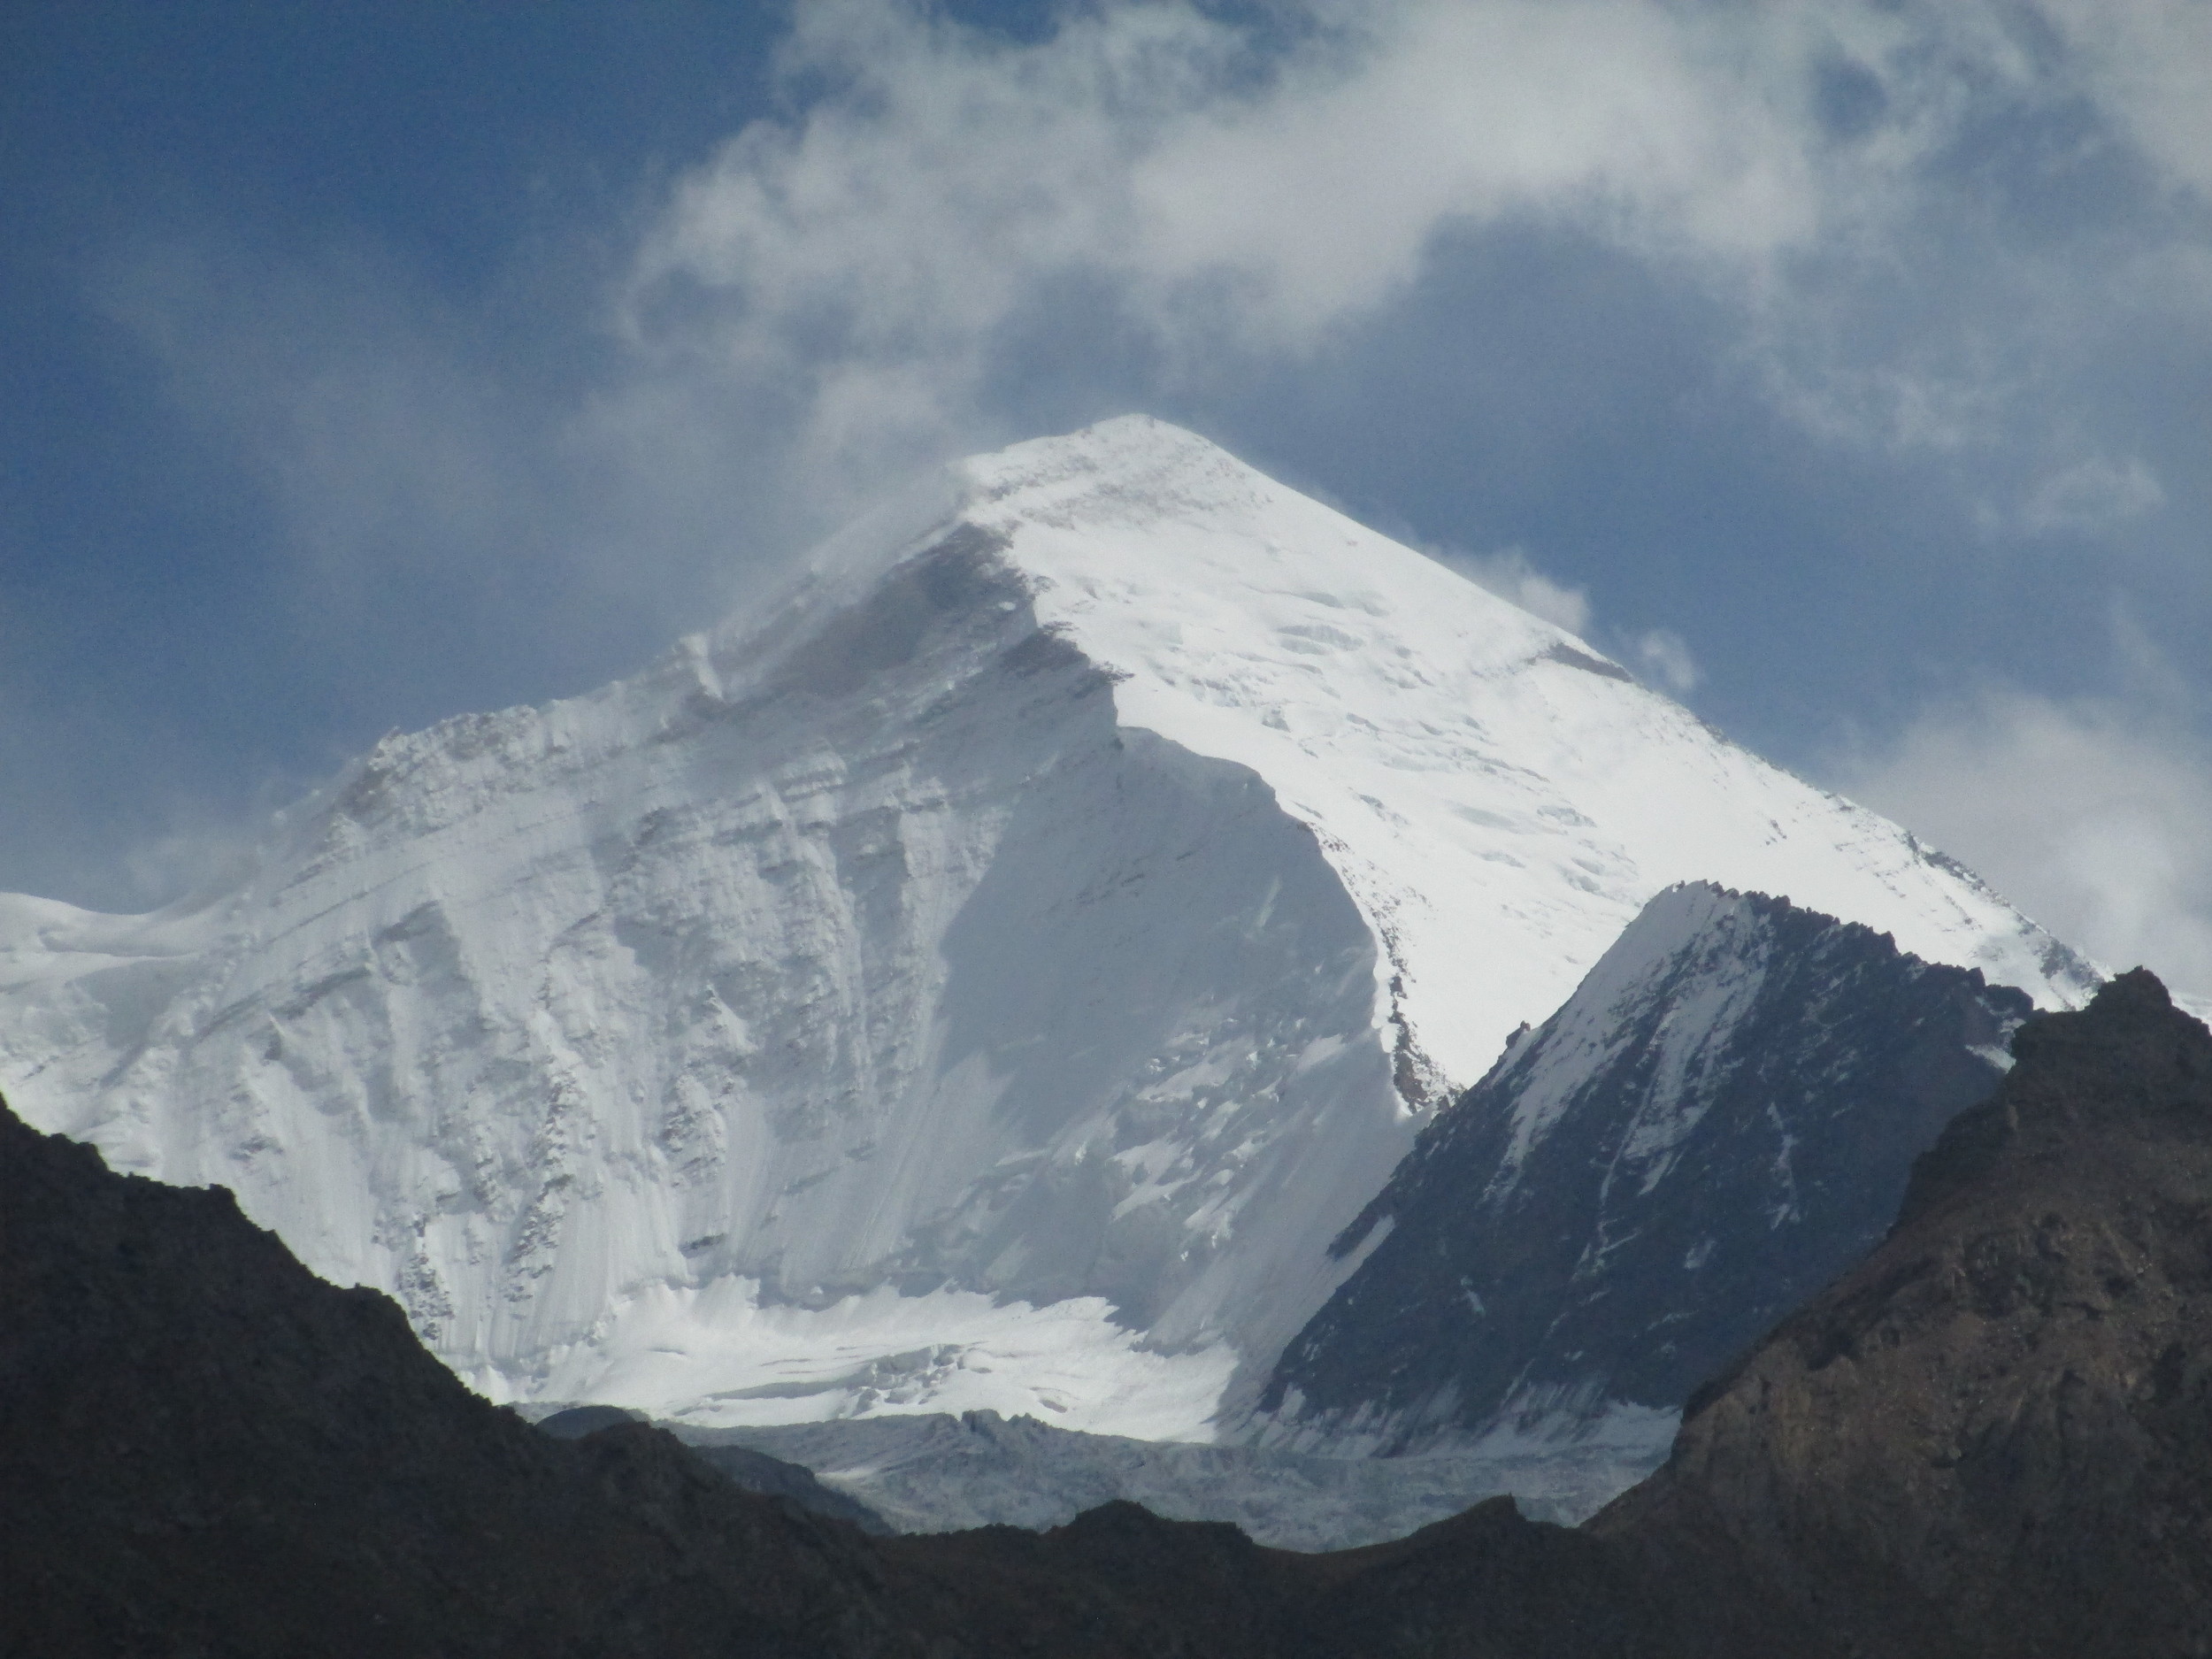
xmin=1258 ymin=882 xmax=2034 ymax=1456
xmin=0 ymin=417 xmax=2093 ymax=1435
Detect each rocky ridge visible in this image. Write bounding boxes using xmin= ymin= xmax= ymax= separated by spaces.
xmin=1592 ymin=966 xmax=2212 ymax=1655
xmin=1258 ymin=883 xmax=2034 ymax=1455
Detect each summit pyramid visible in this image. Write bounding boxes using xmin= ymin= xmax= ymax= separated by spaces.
xmin=0 ymin=418 xmax=2093 ymax=1437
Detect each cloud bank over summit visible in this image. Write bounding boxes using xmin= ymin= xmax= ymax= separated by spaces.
xmin=620 ymin=0 xmax=2209 ymax=501
xmin=1847 ymin=687 xmax=2212 ymax=1009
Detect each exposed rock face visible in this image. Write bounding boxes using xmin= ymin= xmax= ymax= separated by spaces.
xmin=1257 ymin=884 xmax=2033 ymax=1454
xmin=1597 ymin=967 xmax=2212 ymax=1657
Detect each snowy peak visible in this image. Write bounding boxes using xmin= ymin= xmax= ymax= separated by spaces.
xmin=0 ymin=419 xmax=2091 ymax=1441
xmin=1255 ymin=880 xmax=2035 ymax=1455
xmin=968 ymin=420 xmax=2089 ymax=1079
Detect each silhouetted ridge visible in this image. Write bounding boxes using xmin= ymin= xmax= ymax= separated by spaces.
xmin=9 ymin=964 xmax=2208 ymax=1656
xmin=0 ymin=1098 xmax=918 ymax=1657
xmin=1895 ymin=964 xmax=2183 ymax=1230
xmin=539 ymin=1406 xmax=893 ymax=1533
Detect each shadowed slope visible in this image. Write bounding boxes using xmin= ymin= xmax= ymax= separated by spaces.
xmin=0 ymin=1101 xmax=931 ymax=1657
xmin=1595 ymin=967 xmax=2212 ymax=1657
xmin=1259 ymin=883 xmax=2032 ymax=1455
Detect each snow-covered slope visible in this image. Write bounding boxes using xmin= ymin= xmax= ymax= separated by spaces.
xmin=1255 ymin=882 xmax=2036 ymax=1456
xmin=0 ymin=418 xmax=2092 ymax=1438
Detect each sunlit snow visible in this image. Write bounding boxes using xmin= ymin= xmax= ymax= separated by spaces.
xmin=0 ymin=416 xmax=2093 ymax=1439
xmin=515 ymin=1278 xmax=1236 ymax=1441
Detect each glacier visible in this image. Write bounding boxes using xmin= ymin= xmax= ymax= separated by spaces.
xmin=658 ymin=1408 xmax=1670 ymax=1548
xmin=1255 ymin=880 xmax=2039 ymax=1455
xmin=0 ymin=416 xmax=2094 ymax=1439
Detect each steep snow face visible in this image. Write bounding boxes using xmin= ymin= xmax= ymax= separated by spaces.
xmin=0 ymin=528 xmax=1396 ymax=1434
xmin=1254 ymin=882 xmax=2036 ymax=1455
xmin=0 ymin=418 xmax=2090 ymax=1437
xmin=954 ymin=422 xmax=2093 ymax=1095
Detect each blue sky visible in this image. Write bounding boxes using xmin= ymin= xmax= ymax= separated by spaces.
xmin=4 ymin=0 xmax=2209 ymax=992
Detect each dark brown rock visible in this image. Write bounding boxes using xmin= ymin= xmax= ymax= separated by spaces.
xmin=1597 ymin=968 xmax=2212 ymax=1658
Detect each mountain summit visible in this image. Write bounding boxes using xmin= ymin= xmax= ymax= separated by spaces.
xmin=0 ymin=417 xmax=2092 ymax=1435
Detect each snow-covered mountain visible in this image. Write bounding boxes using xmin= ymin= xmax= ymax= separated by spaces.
xmin=1253 ymin=882 xmax=2036 ymax=1456
xmin=0 ymin=418 xmax=2093 ymax=1439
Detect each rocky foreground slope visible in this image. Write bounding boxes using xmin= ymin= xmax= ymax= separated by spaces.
xmin=8 ymin=971 xmax=2208 ymax=1655
xmin=1591 ymin=964 xmax=2212 ymax=1656
xmin=1257 ymin=882 xmax=2035 ymax=1456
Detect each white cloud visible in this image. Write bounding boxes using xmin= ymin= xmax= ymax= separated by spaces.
xmin=615 ymin=0 xmax=1861 ymax=494
xmin=105 ymin=0 xmax=2209 ymax=639
xmin=1436 ymin=547 xmax=1705 ymax=697
xmin=1630 ymin=628 xmax=1701 ymax=695
xmin=611 ymin=0 xmax=2212 ymax=526
xmin=2037 ymin=0 xmax=2212 ymax=205
xmin=1448 ymin=547 xmax=1594 ymax=636
xmin=2019 ymin=454 xmax=2166 ymax=536
xmin=1843 ymin=688 xmax=2212 ymax=1004
xmin=1118 ymin=1 xmax=1825 ymax=329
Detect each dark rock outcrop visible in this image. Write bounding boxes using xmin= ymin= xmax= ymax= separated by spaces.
xmin=0 ymin=1103 xmax=923 ymax=1657
xmin=540 ymin=1406 xmax=894 ymax=1534
xmin=1591 ymin=966 xmax=2212 ymax=1657
xmin=1259 ymin=883 xmax=2032 ymax=1451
